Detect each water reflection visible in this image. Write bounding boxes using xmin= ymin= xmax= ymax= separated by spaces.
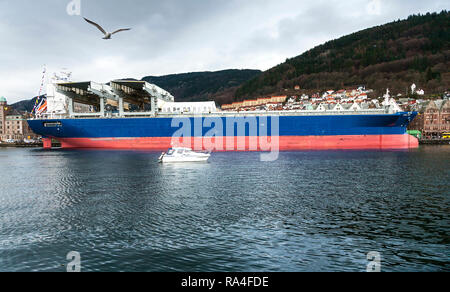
xmin=0 ymin=146 xmax=448 ymax=271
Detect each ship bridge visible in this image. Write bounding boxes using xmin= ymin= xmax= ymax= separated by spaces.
xmin=48 ymin=79 xmax=174 ymax=118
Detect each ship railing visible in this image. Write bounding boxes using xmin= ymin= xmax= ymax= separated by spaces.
xmin=35 ymin=112 xmax=106 ymax=119
xmin=33 ymin=109 xmax=392 ymax=120
xmin=157 ymin=109 xmax=389 ymax=117
xmin=122 ymin=112 xmax=156 ymax=117
xmin=34 ymin=113 xmax=69 ymax=120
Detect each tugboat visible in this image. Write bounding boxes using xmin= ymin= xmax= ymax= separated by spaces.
xmin=159 ymin=147 xmax=211 ymax=163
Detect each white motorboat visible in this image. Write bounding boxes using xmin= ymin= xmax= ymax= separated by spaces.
xmin=159 ymin=147 xmax=211 ymax=163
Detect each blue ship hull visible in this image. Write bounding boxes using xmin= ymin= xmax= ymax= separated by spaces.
xmin=27 ymin=112 xmax=419 ymax=150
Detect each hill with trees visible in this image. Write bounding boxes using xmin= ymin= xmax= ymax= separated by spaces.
xmin=10 ymin=96 xmax=40 ymax=113
xmin=236 ymin=11 xmax=449 ymax=100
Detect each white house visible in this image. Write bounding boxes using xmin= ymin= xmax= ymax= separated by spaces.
xmin=316 ymin=103 xmax=328 ymax=111
xmin=349 ymin=103 xmax=362 ymax=111
xmin=332 ymin=103 xmax=344 ymax=111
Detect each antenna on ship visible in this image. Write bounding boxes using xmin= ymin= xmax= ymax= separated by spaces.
xmin=31 ymin=65 xmax=47 ymax=117
xmin=52 ymin=68 xmax=72 ymax=83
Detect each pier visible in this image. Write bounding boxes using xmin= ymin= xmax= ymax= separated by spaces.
xmin=0 ymin=141 xmax=61 ymax=148
xmin=419 ymin=139 xmax=450 ymax=145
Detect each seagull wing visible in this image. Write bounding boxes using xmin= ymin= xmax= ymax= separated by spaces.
xmin=111 ymin=28 xmax=132 ymax=35
xmin=84 ymin=18 xmax=107 ymax=35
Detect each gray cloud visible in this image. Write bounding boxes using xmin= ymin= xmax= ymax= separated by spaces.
xmin=0 ymin=0 xmax=448 ymax=103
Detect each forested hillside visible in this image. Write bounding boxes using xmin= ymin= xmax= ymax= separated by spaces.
xmin=236 ymin=11 xmax=449 ymax=100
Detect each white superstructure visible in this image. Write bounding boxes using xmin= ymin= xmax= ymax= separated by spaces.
xmin=42 ymin=78 xmax=216 ymax=118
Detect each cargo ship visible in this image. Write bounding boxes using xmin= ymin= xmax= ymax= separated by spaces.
xmin=27 ymin=79 xmax=419 ymax=151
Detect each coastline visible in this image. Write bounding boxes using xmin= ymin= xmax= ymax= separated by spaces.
xmin=0 ymin=143 xmax=43 ymax=148
xmin=419 ymin=139 xmax=450 ymax=145
xmin=0 ymin=142 xmax=60 ymax=148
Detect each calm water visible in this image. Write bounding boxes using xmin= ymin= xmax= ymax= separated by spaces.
xmin=0 ymin=146 xmax=448 ymax=272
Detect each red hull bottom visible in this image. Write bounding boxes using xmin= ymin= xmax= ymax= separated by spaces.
xmin=49 ymin=135 xmax=419 ymax=151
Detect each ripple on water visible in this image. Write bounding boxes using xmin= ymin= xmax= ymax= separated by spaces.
xmin=0 ymin=147 xmax=449 ymax=271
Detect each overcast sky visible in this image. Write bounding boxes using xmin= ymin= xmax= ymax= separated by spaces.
xmin=0 ymin=0 xmax=448 ymax=103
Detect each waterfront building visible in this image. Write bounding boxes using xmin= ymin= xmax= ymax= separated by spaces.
xmin=438 ymin=100 xmax=450 ymax=133
xmin=243 ymin=99 xmax=258 ymax=107
xmin=220 ymin=103 xmax=233 ymax=110
xmin=257 ymin=97 xmax=272 ymax=104
xmin=423 ymin=101 xmax=441 ymax=138
xmin=0 ymin=97 xmax=37 ymax=142
xmin=409 ymin=100 xmax=450 ymax=139
xmin=270 ymin=96 xmax=288 ymax=103
xmin=0 ymin=96 xmax=6 ymax=137
xmin=221 ymin=96 xmax=287 ymax=111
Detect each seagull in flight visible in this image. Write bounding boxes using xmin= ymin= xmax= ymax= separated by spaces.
xmin=83 ymin=17 xmax=131 ymax=39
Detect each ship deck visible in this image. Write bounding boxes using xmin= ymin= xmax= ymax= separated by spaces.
xmin=31 ymin=109 xmax=397 ymax=120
